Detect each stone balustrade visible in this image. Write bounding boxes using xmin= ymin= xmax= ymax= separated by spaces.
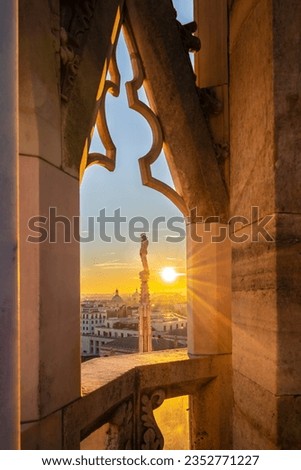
xmin=62 ymin=350 xmax=232 ymax=450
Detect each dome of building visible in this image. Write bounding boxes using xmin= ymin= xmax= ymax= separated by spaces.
xmin=111 ymin=289 xmax=123 ymax=304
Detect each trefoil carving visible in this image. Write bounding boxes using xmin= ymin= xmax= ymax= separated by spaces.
xmin=87 ymin=45 xmax=121 ymax=172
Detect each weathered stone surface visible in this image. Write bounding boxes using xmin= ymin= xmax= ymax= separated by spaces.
xmin=273 ymin=0 xmax=301 ymax=214
xmin=19 ymin=0 xmax=61 ymax=167
xmin=0 ymin=0 xmax=19 ymax=450
xmin=21 ymin=410 xmax=63 ymax=450
xmin=230 ymin=0 xmax=275 ymax=219
xmin=233 ymin=408 xmax=277 ymax=450
xmin=276 ymin=214 xmax=301 ymax=394
xmin=232 ymin=234 xmax=276 ymax=293
xmin=81 ymin=424 xmax=109 ymax=450
xmin=19 ymin=156 xmax=80 ymax=421
xmin=64 ymin=352 xmax=232 ymax=450
xmin=233 ymin=371 xmax=301 ymax=450
xmin=278 ymin=396 xmax=301 ymax=450
xmin=190 ymin=355 xmax=233 ymax=450
xmin=230 ymin=0 xmax=301 ymax=449
xmin=233 ymin=373 xmax=278 ymax=449
xmin=187 ymin=223 xmax=231 ymax=355
xmin=230 ymin=0 xmax=262 ymax=51
xmin=232 ymin=214 xmax=301 ymax=395
xmin=62 ymin=0 xmax=123 ymax=174
xmin=194 ymin=0 xmax=228 ymax=88
xmin=81 ymin=350 xmax=227 ymax=396
xmin=232 ymin=224 xmax=277 ymax=396
xmin=232 ymin=318 xmax=277 ymax=394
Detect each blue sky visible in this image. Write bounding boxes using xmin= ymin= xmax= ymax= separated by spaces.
xmin=80 ymin=1 xmax=193 ymax=295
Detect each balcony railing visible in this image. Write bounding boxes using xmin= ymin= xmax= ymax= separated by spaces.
xmin=63 ymin=350 xmax=232 ymax=450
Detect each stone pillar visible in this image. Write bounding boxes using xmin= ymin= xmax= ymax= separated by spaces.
xmin=194 ymin=0 xmax=228 ymax=89
xmin=19 ymin=0 xmax=81 ymax=448
xmin=194 ymin=0 xmax=230 ymax=190
xmin=189 ymin=355 xmax=232 ymax=449
xmin=230 ymin=0 xmax=301 ymax=449
xmin=190 ymin=0 xmax=231 ymax=357
xmin=0 ymin=0 xmax=20 ymax=450
xmin=187 ymin=222 xmax=231 ymax=356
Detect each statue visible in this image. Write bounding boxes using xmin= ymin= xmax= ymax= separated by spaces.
xmin=140 ymin=233 xmax=149 ymax=273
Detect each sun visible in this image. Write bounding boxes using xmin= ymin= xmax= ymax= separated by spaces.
xmin=160 ymin=267 xmax=178 ymax=283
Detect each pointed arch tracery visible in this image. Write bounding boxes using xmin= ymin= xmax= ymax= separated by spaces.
xmin=72 ymin=0 xmax=227 ymax=220
xmin=81 ymin=13 xmax=189 ymax=216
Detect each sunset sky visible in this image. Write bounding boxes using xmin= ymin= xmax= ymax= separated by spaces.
xmin=80 ymin=1 xmax=193 ymax=296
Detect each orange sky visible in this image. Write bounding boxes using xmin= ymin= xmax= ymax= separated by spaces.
xmin=80 ymin=238 xmax=187 ymax=296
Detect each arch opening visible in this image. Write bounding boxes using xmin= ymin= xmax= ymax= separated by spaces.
xmin=80 ymin=26 xmax=188 ymax=360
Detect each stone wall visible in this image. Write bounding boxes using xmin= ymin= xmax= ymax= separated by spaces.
xmin=230 ymin=0 xmax=301 ymax=449
xmin=0 ymin=0 xmax=19 ymax=451
xmin=19 ymin=0 xmax=81 ymax=445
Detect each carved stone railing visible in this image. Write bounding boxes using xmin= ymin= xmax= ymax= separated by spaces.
xmin=62 ymin=350 xmax=232 ymax=450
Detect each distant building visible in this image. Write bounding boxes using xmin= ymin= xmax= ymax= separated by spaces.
xmin=131 ymin=288 xmax=139 ymax=304
xmin=110 ymin=289 xmax=124 ymax=307
xmin=80 ymin=295 xmax=187 ymax=359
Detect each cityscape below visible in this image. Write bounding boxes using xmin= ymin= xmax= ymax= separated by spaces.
xmin=81 ymin=289 xmax=187 ymax=359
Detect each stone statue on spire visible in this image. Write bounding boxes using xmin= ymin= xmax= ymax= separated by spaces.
xmin=140 ymin=233 xmax=149 ymax=273
xmin=138 ymin=233 xmax=152 ymax=352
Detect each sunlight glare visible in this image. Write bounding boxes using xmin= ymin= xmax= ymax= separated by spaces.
xmin=161 ymin=267 xmax=178 ymax=283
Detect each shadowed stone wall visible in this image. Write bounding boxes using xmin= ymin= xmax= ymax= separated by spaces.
xmin=0 ymin=0 xmax=19 ymax=451
xmin=19 ymin=0 xmax=81 ymax=446
xmin=230 ymin=0 xmax=301 ymax=449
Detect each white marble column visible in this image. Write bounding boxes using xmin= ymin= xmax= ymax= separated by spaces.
xmin=0 ymin=0 xmax=20 ymax=450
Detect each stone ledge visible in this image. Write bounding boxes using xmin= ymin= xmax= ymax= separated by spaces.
xmin=62 ymin=351 xmax=231 ymax=449
xmin=81 ymin=350 xmax=230 ymax=395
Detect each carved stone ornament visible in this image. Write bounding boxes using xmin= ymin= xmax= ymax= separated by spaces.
xmin=87 ymin=45 xmax=121 ymax=171
xmin=170 ymin=3 xmax=224 ymax=126
xmin=106 ymin=399 xmax=134 ymax=450
xmin=140 ymin=389 xmax=166 ymax=450
xmin=123 ymin=21 xmax=188 ymax=216
xmin=60 ymin=1 xmax=97 ymax=101
xmin=168 ymin=0 xmax=201 ymax=53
